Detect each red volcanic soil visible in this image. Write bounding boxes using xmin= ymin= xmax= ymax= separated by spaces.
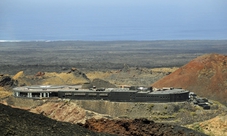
xmin=152 ymin=53 xmax=227 ymax=105
xmin=80 ymin=118 xmax=206 ymax=136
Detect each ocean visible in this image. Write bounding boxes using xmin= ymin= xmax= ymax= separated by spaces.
xmin=1 ymin=22 xmax=227 ymax=41
xmin=1 ymin=1 xmax=227 ymax=41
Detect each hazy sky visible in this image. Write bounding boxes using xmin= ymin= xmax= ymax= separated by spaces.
xmin=0 ymin=0 xmax=227 ymax=40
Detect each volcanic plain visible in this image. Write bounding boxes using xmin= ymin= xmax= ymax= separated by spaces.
xmin=1 ymin=40 xmax=227 ymax=136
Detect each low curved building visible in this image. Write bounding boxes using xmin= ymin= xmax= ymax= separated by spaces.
xmin=13 ymin=85 xmax=80 ymax=99
xmin=13 ymin=85 xmax=189 ymax=102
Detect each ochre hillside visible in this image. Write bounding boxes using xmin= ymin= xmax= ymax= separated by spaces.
xmin=14 ymin=69 xmax=90 ymax=86
xmin=30 ymin=101 xmax=86 ymax=124
xmin=152 ymin=53 xmax=227 ymax=105
xmin=187 ymin=115 xmax=227 ymax=136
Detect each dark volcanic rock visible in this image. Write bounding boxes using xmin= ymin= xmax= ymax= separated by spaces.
xmin=79 ymin=118 xmax=207 ymax=136
xmin=92 ymin=78 xmax=117 ymax=88
xmin=0 ymin=104 xmax=113 ymax=136
xmin=0 ymin=76 xmax=17 ymax=88
xmin=72 ymin=69 xmax=90 ymax=81
xmin=82 ymin=78 xmax=117 ymax=89
xmin=81 ymin=83 xmax=93 ymax=89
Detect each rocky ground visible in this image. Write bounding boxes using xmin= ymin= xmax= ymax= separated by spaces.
xmin=85 ymin=66 xmax=178 ymax=86
xmin=4 ymin=95 xmax=224 ymax=126
xmin=1 ymin=40 xmax=227 ymax=75
xmin=0 ymin=66 xmax=214 ymax=136
xmin=79 ymin=118 xmax=207 ymax=136
xmin=0 ymin=103 xmax=112 ymax=136
xmin=186 ymin=114 xmax=227 ymax=136
xmin=1 ymin=41 xmax=227 ymax=136
xmin=7 ymin=65 xmax=174 ymax=87
xmin=1 ymin=59 xmax=227 ymax=135
xmin=0 ymin=102 xmax=208 ymax=136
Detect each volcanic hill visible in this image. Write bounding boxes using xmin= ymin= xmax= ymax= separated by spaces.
xmin=152 ymin=53 xmax=227 ymax=105
xmin=0 ymin=103 xmax=111 ymax=136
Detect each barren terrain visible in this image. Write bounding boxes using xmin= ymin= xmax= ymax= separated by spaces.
xmin=1 ymin=40 xmax=227 ymax=135
xmin=1 ymin=40 xmax=227 ymax=75
xmin=153 ymin=53 xmax=227 ymax=105
xmin=0 ymin=103 xmax=112 ymax=136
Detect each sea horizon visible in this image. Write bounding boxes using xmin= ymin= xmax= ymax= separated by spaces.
xmin=1 ymin=1 xmax=226 ymax=42
xmin=1 ymin=39 xmax=227 ymax=42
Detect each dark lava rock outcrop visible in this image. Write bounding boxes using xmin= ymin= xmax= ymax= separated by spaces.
xmin=152 ymin=53 xmax=227 ymax=105
xmin=0 ymin=103 xmax=112 ymax=136
xmin=91 ymin=78 xmax=117 ymax=88
xmin=82 ymin=78 xmax=116 ymax=89
xmin=0 ymin=76 xmax=17 ymax=88
xmin=79 ymin=118 xmax=207 ymax=136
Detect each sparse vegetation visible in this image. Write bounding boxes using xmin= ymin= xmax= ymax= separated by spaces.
xmin=118 ymin=115 xmax=129 ymax=119
xmin=147 ymin=104 xmax=154 ymax=111
xmin=0 ymin=87 xmax=12 ymax=99
xmin=190 ymin=112 xmax=197 ymax=116
xmin=152 ymin=115 xmax=176 ymax=120
xmin=191 ymin=123 xmax=205 ymax=134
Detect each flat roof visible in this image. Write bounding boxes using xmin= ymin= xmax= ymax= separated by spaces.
xmin=13 ymin=85 xmax=188 ymax=94
xmin=13 ymin=85 xmax=82 ymax=93
xmin=150 ymin=89 xmax=189 ymax=94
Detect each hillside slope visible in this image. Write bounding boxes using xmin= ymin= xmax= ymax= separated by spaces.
xmin=30 ymin=101 xmax=87 ymax=124
xmin=81 ymin=118 xmax=207 ymax=136
xmin=187 ymin=114 xmax=227 ymax=136
xmin=152 ymin=53 xmax=227 ymax=105
xmin=14 ymin=70 xmax=90 ymax=86
xmin=0 ymin=103 xmax=111 ymax=136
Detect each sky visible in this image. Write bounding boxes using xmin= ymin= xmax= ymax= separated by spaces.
xmin=0 ymin=0 xmax=227 ymax=41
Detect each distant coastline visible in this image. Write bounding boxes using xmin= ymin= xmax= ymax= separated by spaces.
xmin=1 ymin=39 xmax=227 ymax=42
